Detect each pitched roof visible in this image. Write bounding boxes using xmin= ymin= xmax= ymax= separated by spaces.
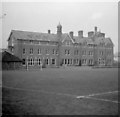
xmin=9 ymin=30 xmax=113 ymax=45
xmin=10 ymin=30 xmax=67 ymax=42
xmin=2 ymin=51 xmax=22 ymax=62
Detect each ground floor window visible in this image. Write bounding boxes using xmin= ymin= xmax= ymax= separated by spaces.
xmin=98 ymin=58 xmax=105 ymax=65
xmin=37 ymin=58 xmax=41 ymax=65
xmin=68 ymin=59 xmax=70 ymax=65
xmin=63 ymin=59 xmax=73 ymax=65
xmin=88 ymin=59 xmax=93 ymax=65
xmin=82 ymin=59 xmax=87 ymax=65
xmin=64 ymin=59 xmax=67 ymax=64
xmin=51 ymin=59 xmax=55 ymax=65
xmin=22 ymin=59 xmax=26 ymax=65
xmin=45 ymin=58 xmax=49 ymax=65
xmin=74 ymin=59 xmax=79 ymax=65
xmin=28 ymin=58 xmax=34 ymax=66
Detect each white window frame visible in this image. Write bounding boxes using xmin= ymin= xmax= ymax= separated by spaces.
xmin=37 ymin=58 xmax=41 ymax=66
xmin=29 ymin=57 xmax=34 ymax=66
xmin=45 ymin=58 xmax=49 ymax=65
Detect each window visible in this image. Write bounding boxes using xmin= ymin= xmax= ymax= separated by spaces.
xmin=23 ymin=48 xmax=25 ymax=54
xmin=82 ymin=59 xmax=87 ymax=65
xmin=74 ymin=50 xmax=79 ymax=55
xmin=68 ymin=50 xmax=70 ymax=55
xmin=38 ymin=49 xmax=41 ymax=55
xmin=65 ymin=59 xmax=67 ymax=64
xmin=28 ymin=58 xmax=34 ymax=66
xmin=53 ymin=49 xmax=55 ymax=54
xmin=46 ymin=49 xmax=49 ymax=55
xmin=88 ymin=51 xmax=93 ymax=56
xmin=52 ymin=59 xmax=55 ymax=65
xmin=98 ymin=58 xmax=105 ymax=65
xmin=89 ymin=59 xmax=93 ymax=65
xmin=37 ymin=58 xmax=41 ymax=65
xmin=98 ymin=58 xmax=101 ymax=64
xmin=56 ymin=50 xmax=58 ymax=55
xmin=74 ymin=59 xmax=79 ymax=65
xmin=30 ymin=48 xmax=33 ymax=54
xmin=65 ymin=50 xmax=67 ymax=55
xmin=82 ymin=50 xmax=86 ymax=55
xmin=68 ymin=59 xmax=70 ymax=65
xmin=65 ymin=49 xmax=70 ymax=55
xmin=22 ymin=59 xmax=26 ymax=65
xmin=45 ymin=58 xmax=49 ymax=65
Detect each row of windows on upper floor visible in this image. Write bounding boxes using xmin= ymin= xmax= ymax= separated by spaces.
xmin=23 ymin=48 xmax=112 ymax=56
xmin=19 ymin=40 xmax=113 ymax=48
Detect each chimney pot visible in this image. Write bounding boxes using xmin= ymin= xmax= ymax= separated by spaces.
xmin=95 ymin=26 xmax=97 ymax=33
xmin=48 ymin=30 xmax=51 ymax=34
xmin=88 ymin=31 xmax=94 ymax=37
xmin=78 ymin=31 xmax=83 ymax=38
xmin=69 ymin=31 xmax=74 ymax=39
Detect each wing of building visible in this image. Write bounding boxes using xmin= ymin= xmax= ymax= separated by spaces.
xmin=7 ymin=23 xmax=114 ymax=69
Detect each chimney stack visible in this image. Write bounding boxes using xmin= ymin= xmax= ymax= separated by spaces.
xmin=69 ymin=31 xmax=74 ymax=39
xmin=48 ymin=30 xmax=51 ymax=34
xmin=78 ymin=31 xmax=83 ymax=38
xmin=95 ymin=26 xmax=97 ymax=33
xmin=88 ymin=31 xmax=94 ymax=37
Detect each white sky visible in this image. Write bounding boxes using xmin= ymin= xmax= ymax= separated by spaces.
xmin=0 ymin=0 xmax=118 ymax=53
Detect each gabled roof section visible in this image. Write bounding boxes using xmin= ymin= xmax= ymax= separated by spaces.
xmin=104 ymin=38 xmax=114 ymax=45
xmin=74 ymin=36 xmax=94 ymax=44
xmin=62 ymin=34 xmax=75 ymax=43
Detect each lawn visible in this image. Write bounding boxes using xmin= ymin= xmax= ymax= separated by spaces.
xmin=2 ymin=67 xmax=119 ymax=115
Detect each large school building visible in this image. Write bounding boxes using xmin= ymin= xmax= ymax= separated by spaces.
xmin=7 ymin=23 xmax=114 ymax=69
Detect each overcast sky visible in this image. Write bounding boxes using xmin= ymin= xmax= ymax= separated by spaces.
xmin=0 ymin=1 xmax=118 ymax=53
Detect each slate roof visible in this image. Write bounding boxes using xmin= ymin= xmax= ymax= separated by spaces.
xmin=10 ymin=30 xmax=68 ymax=42
xmin=9 ymin=30 xmax=113 ymax=45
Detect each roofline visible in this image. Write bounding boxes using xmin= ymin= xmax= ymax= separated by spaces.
xmin=17 ymin=38 xmax=58 ymax=43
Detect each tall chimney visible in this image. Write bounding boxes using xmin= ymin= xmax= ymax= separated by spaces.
xmin=69 ymin=31 xmax=74 ymax=39
xmin=78 ymin=31 xmax=83 ymax=38
xmin=48 ymin=30 xmax=51 ymax=34
xmin=95 ymin=26 xmax=97 ymax=33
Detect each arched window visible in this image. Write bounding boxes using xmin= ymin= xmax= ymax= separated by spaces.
xmin=37 ymin=58 xmax=41 ymax=65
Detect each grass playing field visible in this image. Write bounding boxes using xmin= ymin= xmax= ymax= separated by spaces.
xmin=1 ymin=67 xmax=119 ymax=115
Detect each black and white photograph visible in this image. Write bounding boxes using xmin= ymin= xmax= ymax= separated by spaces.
xmin=0 ymin=0 xmax=119 ymax=115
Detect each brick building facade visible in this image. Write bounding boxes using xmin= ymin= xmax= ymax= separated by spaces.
xmin=7 ymin=23 xmax=114 ymax=69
